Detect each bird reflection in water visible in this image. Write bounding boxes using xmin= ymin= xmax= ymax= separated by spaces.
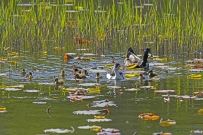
xmin=107 ymin=80 xmax=123 ymax=98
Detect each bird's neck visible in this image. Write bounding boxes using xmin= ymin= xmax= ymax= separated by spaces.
xmin=114 ymin=70 xmax=122 ymax=79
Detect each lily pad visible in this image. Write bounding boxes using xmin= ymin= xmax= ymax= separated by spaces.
xmin=78 ymin=83 xmax=100 ymax=86
xmin=101 ymin=128 xmax=120 ymax=132
xmin=33 ymin=101 xmax=47 ymax=104
xmin=140 ymin=86 xmax=156 ymax=89
xmin=86 ymin=118 xmax=112 ymax=122
xmin=0 ymin=110 xmax=8 ymax=113
xmin=73 ymin=109 xmax=109 ymax=115
xmin=67 ymin=95 xmax=96 ymax=100
xmin=44 ymin=127 xmax=74 ymax=133
xmin=78 ymin=125 xmax=102 ymax=130
xmin=0 ymin=73 xmax=7 ymax=76
xmin=4 ymin=88 xmax=21 ymax=91
xmin=154 ymin=90 xmax=175 ymax=93
xmin=64 ymin=53 xmax=77 ymax=56
xmin=125 ymin=88 xmax=140 ymax=91
xmin=176 ymin=95 xmax=197 ymax=99
xmin=24 ymin=90 xmax=40 ymax=93
xmin=107 ymin=86 xmax=121 ymax=89
xmin=89 ymin=69 xmax=107 ymax=73
xmin=83 ymin=53 xmax=98 ymax=56
xmin=38 ymin=82 xmax=55 ymax=85
xmin=189 ymin=69 xmax=203 ymax=72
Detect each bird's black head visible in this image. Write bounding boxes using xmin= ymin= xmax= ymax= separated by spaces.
xmin=115 ymin=63 xmax=120 ymax=68
xmin=148 ymin=70 xmax=153 ymax=74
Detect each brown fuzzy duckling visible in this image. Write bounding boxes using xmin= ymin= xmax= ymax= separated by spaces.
xmin=74 ymin=73 xmax=86 ymax=79
xmin=74 ymin=69 xmax=89 ymax=79
xmin=60 ymin=70 xmax=66 ymax=77
xmin=26 ymin=72 xmax=33 ymax=80
xmin=148 ymin=70 xmax=159 ymax=79
xmin=20 ymin=69 xmax=26 ymax=76
xmin=72 ymin=65 xmax=82 ymax=75
xmin=54 ymin=77 xmax=64 ymax=85
xmin=95 ymin=72 xmax=102 ymax=79
xmin=138 ymin=73 xmax=145 ymax=81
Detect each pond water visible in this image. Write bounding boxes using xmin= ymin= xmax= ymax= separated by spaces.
xmin=1 ymin=0 xmax=203 ymax=135
xmin=1 ymin=50 xmax=203 ymax=135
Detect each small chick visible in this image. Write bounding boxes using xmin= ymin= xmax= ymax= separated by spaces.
xmin=20 ymin=69 xmax=26 ymax=76
xmin=26 ymin=72 xmax=33 ymax=80
xmin=138 ymin=73 xmax=145 ymax=81
xmin=54 ymin=77 xmax=64 ymax=85
xmin=72 ymin=65 xmax=81 ymax=74
xmin=74 ymin=73 xmax=86 ymax=79
xmin=60 ymin=70 xmax=66 ymax=77
xmin=95 ymin=72 xmax=102 ymax=79
xmin=74 ymin=69 xmax=89 ymax=79
xmin=148 ymin=70 xmax=159 ymax=79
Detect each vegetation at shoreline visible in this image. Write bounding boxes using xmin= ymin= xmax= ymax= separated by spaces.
xmin=0 ymin=0 xmax=202 ymax=57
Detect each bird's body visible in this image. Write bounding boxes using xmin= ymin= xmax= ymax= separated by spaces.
xmin=148 ymin=70 xmax=160 ymax=80
xmin=74 ymin=73 xmax=86 ymax=79
xmin=95 ymin=72 xmax=102 ymax=79
xmin=136 ymin=48 xmax=152 ymax=69
xmin=20 ymin=69 xmax=26 ymax=76
xmin=26 ymin=72 xmax=33 ymax=80
xmin=138 ymin=73 xmax=145 ymax=82
xmin=74 ymin=69 xmax=89 ymax=79
xmin=54 ymin=77 xmax=64 ymax=85
xmin=72 ymin=65 xmax=82 ymax=74
xmin=106 ymin=63 xmax=124 ymax=80
xmin=124 ymin=47 xmax=141 ymax=66
xmin=60 ymin=70 xmax=66 ymax=77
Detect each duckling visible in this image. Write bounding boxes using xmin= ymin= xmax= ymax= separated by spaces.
xmin=148 ymin=70 xmax=159 ymax=79
xmin=75 ymin=69 xmax=89 ymax=79
xmin=83 ymin=69 xmax=89 ymax=76
xmin=74 ymin=73 xmax=86 ymax=79
xmin=72 ymin=65 xmax=82 ymax=74
xmin=95 ymin=72 xmax=102 ymax=79
xmin=59 ymin=70 xmax=66 ymax=77
xmin=20 ymin=69 xmax=26 ymax=76
xmin=111 ymin=56 xmax=116 ymax=63
xmin=54 ymin=77 xmax=64 ymax=85
xmin=138 ymin=73 xmax=145 ymax=81
xmin=164 ymin=95 xmax=170 ymax=102
xmin=26 ymin=72 xmax=33 ymax=80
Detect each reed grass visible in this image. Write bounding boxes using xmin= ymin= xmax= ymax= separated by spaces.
xmin=0 ymin=0 xmax=203 ymax=57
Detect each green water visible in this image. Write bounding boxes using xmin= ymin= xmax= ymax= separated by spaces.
xmin=1 ymin=0 xmax=203 ymax=135
xmin=1 ymin=51 xmax=203 ymax=135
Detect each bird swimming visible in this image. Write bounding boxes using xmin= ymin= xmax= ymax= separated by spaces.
xmin=135 ymin=47 xmax=152 ymax=69
xmin=54 ymin=77 xmax=64 ymax=85
xmin=106 ymin=63 xmax=124 ymax=80
xmin=74 ymin=69 xmax=89 ymax=79
xmin=124 ymin=47 xmax=141 ymax=66
xmin=148 ymin=70 xmax=160 ymax=80
xmin=60 ymin=70 xmax=66 ymax=77
xmin=20 ymin=69 xmax=26 ymax=76
xmin=26 ymin=72 xmax=33 ymax=80
xmin=148 ymin=70 xmax=159 ymax=78
xmin=138 ymin=73 xmax=145 ymax=82
xmin=95 ymin=72 xmax=102 ymax=79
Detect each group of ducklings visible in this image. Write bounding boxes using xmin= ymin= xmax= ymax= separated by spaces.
xmin=20 ymin=65 xmax=158 ymax=85
xmin=138 ymin=70 xmax=160 ymax=81
xmin=20 ymin=69 xmax=33 ymax=80
xmin=72 ymin=65 xmax=102 ymax=80
xmin=20 ymin=66 xmax=103 ymax=85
